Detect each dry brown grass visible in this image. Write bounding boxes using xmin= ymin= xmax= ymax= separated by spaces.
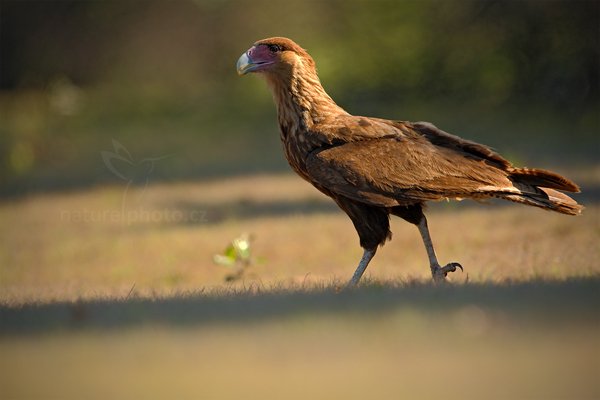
xmin=1 ymin=172 xmax=598 ymax=304
xmin=1 ymin=172 xmax=599 ymax=399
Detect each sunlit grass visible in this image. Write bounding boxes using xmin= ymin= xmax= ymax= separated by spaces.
xmin=1 ymin=173 xmax=598 ymax=305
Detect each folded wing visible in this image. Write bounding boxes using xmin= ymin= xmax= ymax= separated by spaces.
xmin=305 ymin=121 xmax=581 ymax=215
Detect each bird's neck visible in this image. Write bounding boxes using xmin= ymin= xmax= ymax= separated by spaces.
xmin=265 ymin=66 xmax=347 ymax=135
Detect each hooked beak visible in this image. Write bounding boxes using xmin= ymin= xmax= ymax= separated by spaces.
xmin=237 ymin=52 xmax=253 ymax=75
xmin=236 ymin=50 xmax=272 ymax=75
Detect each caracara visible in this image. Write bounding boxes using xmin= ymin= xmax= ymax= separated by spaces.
xmin=236 ymin=37 xmax=582 ymax=286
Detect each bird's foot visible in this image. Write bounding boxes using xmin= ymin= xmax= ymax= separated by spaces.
xmin=431 ymin=262 xmax=463 ymax=283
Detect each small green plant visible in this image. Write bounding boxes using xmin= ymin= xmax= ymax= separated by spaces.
xmin=213 ymin=233 xmax=256 ymax=282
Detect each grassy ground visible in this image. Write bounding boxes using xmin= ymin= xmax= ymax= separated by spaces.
xmin=1 ymin=279 xmax=599 ymax=399
xmin=1 ymin=171 xmax=598 ymax=303
xmin=1 ymin=172 xmax=599 ymax=399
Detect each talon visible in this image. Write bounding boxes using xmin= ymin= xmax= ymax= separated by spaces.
xmin=444 ymin=262 xmax=463 ymax=273
xmin=432 ymin=262 xmax=464 ymax=282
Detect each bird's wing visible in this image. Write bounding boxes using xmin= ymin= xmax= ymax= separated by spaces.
xmin=305 ymin=133 xmax=513 ymax=207
xmin=410 ymin=121 xmax=512 ymax=170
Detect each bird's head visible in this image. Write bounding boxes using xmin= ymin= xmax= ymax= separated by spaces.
xmin=236 ymin=37 xmax=315 ymax=78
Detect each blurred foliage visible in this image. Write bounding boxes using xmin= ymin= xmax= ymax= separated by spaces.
xmin=213 ymin=233 xmax=259 ymax=282
xmin=0 ymin=0 xmax=598 ymax=196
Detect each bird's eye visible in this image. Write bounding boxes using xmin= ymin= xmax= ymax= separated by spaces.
xmin=267 ymin=44 xmax=283 ymax=53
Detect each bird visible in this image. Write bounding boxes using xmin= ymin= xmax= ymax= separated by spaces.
xmin=236 ymin=37 xmax=583 ymax=286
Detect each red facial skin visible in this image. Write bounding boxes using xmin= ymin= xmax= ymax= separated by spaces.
xmin=241 ymin=44 xmax=278 ymax=73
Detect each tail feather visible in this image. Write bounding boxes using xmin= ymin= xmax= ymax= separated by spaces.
xmin=509 ymin=167 xmax=580 ymax=192
xmin=484 ymin=168 xmax=583 ymax=216
xmin=501 ymin=187 xmax=583 ymax=216
xmin=539 ymin=187 xmax=583 ymax=215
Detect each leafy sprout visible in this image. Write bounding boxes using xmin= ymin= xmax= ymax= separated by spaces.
xmin=213 ymin=233 xmax=258 ymax=281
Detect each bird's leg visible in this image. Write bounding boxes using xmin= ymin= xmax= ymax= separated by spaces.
xmin=417 ymin=216 xmax=463 ymax=282
xmin=347 ymin=248 xmax=377 ymax=287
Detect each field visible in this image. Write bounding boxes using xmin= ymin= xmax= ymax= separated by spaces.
xmin=1 ymin=172 xmax=599 ymax=399
xmin=2 ymin=1 xmax=598 ymax=398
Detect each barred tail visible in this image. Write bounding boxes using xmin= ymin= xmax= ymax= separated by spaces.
xmin=500 ymin=167 xmax=583 ymax=215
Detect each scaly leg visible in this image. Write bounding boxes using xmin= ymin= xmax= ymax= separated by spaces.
xmin=417 ymin=216 xmax=463 ymax=282
xmin=347 ymin=248 xmax=377 ymax=287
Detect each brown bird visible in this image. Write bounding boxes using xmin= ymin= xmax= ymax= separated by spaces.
xmin=236 ymin=37 xmax=582 ymax=286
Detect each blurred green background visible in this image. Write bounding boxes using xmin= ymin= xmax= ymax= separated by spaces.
xmin=1 ymin=0 xmax=598 ymax=196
